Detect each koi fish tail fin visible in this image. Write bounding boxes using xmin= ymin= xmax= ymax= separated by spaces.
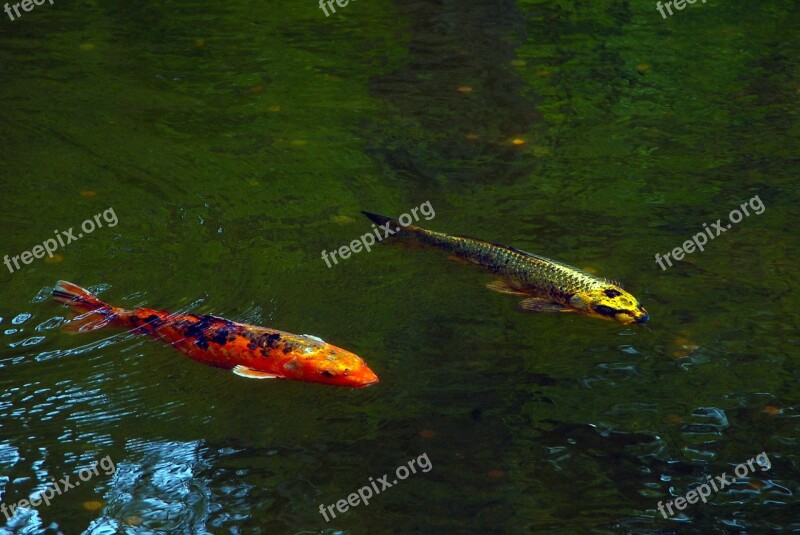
xmin=361 ymin=211 xmax=427 ymax=244
xmin=53 ymin=281 xmax=107 ymax=311
xmin=362 ymin=210 xmax=449 ymax=252
xmin=53 ymin=281 xmax=124 ymax=332
xmin=362 ymin=211 xmax=401 ymax=229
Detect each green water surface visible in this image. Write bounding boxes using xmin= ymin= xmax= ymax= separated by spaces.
xmin=0 ymin=0 xmax=798 ymax=533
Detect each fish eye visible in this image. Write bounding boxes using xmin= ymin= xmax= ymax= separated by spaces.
xmin=604 ymin=289 xmax=622 ymax=298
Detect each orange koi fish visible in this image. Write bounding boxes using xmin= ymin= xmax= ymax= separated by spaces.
xmin=53 ymin=281 xmax=378 ymax=387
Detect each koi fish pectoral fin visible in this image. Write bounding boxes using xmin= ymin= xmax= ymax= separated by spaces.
xmin=232 ymin=365 xmax=283 ymax=380
xmin=486 ymin=279 xmax=529 ymax=296
xmin=518 ymin=298 xmax=574 ymax=314
xmin=447 ymin=255 xmax=472 ymax=265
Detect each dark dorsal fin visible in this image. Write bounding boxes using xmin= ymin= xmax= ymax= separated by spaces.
xmin=507 ymin=246 xmax=554 ymax=263
xmin=509 ymin=246 xmax=624 ymax=287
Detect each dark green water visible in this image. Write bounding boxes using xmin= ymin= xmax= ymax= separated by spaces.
xmin=1 ymin=0 xmax=798 ymax=533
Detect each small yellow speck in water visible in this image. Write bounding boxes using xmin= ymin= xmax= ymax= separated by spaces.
xmin=82 ymin=500 xmax=103 ymax=511
xmin=267 ymin=105 xmax=281 ymax=112
xmin=79 ymin=43 xmax=95 ymax=52
xmin=636 ymin=63 xmax=651 ymax=74
xmin=465 ymin=133 xmax=479 ymax=140
xmin=331 ymin=215 xmax=356 ymax=225
xmin=45 ymin=254 xmax=64 ymax=264
xmin=672 ymin=336 xmax=698 ymax=358
xmin=456 ymin=86 xmax=473 ymax=94
xmin=195 ymin=38 xmax=206 ymax=47
xmin=419 ymin=429 xmax=436 ymax=439
xmin=763 ymin=406 xmax=781 ymax=416
xmin=510 ymin=59 xmax=526 ymax=67
xmin=125 ymin=515 xmax=142 ymax=526
xmin=80 ymin=191 xmax=97 ymax=198
xmin=487 ymin=470 xmax=505 ymax=479
xmin=536 ymin=69 xmax=552 ymax=78
xmin=511 ymin=138 xmax=526 ymax=146
xmin=248 ymin=85 xmax=264 ymax=94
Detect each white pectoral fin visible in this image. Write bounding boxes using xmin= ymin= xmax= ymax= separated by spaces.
xmin=233 ymin=365 xmax=282 ymax=380
xmin=486 ymin=279 xmax=529 ymax=296
xmin=518 ymin=298 xmax=573 ymax=314
xmin=302 ymin=334 xmax=325 ymax=343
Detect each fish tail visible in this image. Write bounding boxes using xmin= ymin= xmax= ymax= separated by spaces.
xmin=53 ymin=281 xmax=108 ymax=311
xmin=361 ymin=211 xmax=424 ymax=239
xmin=362 ymin=210 xmax=458 ymax=254
xmin=362 ymin=211 xmax=402 ymax=230
xmin=53 ymin=281 xmax=125 ymax=331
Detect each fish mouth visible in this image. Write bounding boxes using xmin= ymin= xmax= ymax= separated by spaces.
xmin=344 ymin=368 xmax=379 ymax=387
xmin=634 ymin=307 xmax=649 ymax=324
xmin=593 ymin=304 xmax=649 ymax=324
xmin=359 ymin=370 xmax=380 ymax=387
xmin=327 ymin=372 xmax=379 ymax=388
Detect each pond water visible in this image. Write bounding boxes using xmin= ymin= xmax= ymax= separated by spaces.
xmin=0 ymin=0 xmax=798 ymax=533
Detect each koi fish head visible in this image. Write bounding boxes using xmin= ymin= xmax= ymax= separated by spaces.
xmin=569 ymin=286 xmax=649 ymax=325
xmin=280 ymin=337 xmax=379 ymax=387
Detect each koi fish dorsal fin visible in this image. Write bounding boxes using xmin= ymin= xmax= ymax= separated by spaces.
xmin=232 ymin=365 xmax=282 ymax=380
xmin=508 ymin=248 xmax=618 ymax=283
xmin=507 ymin=247 xmax=560 ymax=265
xmin=302 ymin=334 xmax=325 ymax=343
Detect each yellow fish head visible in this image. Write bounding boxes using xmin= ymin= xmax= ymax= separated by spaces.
xmin=570 ymin=286 xmax=649 ymax=325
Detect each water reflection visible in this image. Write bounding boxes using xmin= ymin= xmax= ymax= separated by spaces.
xmin=86 ymin=440 xmax=214 ymax=534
